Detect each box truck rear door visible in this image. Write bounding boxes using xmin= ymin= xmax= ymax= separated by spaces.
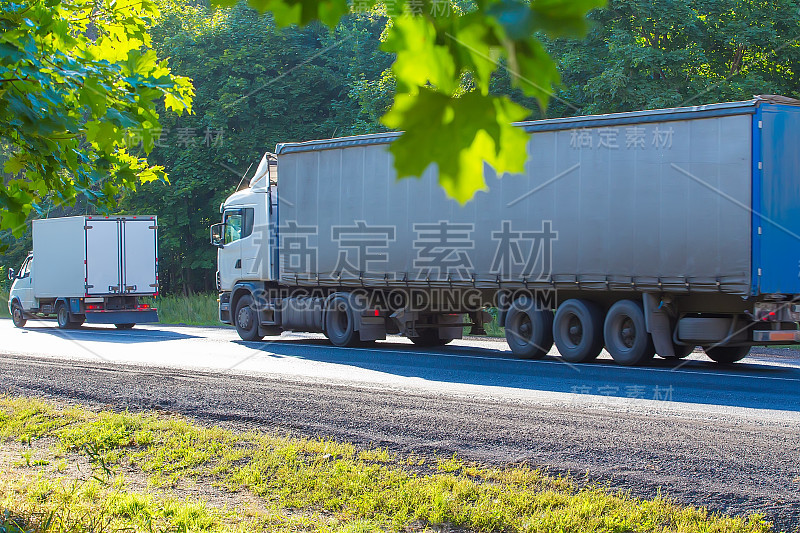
xmin=86 ymin=219 xmax=121 ymax=295
xmin=122 ymin=219 xmax=157 ymax=294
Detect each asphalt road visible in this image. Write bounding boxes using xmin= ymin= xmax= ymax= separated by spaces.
xmin=1 ymin=318 xmax=799 ymax=531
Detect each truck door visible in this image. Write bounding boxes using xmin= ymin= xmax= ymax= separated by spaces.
xmin=12 ymin=255 xmax=34 ymax=310
xmin=218 ymin=209 xmax=245 ymax=289
xmin=86 ymin=219 xmax=121 ymax=295
xmin=122 ymin=219 xmax=158 ymax=294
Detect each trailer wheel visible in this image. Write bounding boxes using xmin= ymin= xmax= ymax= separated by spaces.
xmin=703 ymin=345 xmax=750 ymax=364
xmin=603 ymin=300 xmax=655 ymax=366
xmin=11 ymin=302 xmax=26 ymax=328
xmin=505 ymin=296 xmax=554 ymax=359
xmin=56 ymin=303 xmax=71 ymax=329
xmin=411 ymin=329 xmax=453 ymax=347
xmin=553 ymin=299 xmax=604 ymax=363
xmin=115 ymin=323 xmax=135 ymax=330
xmin=325 ymin=295 xmax=361 ymax=347
xmin=234 ymin=294 xmax=264 ymax=341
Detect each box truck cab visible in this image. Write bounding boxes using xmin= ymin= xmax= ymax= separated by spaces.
xmin=7 ymin=216 xmax=160 ymax=330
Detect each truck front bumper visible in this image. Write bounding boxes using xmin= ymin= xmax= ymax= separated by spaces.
xmin=85 ymin=309 xmax=159 ymax=324
xmin=219 ymin=292 xmax=232 ymax=324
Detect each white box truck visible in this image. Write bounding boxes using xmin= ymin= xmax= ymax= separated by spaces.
xmin=212 ymin=97 xmax=800 ymax=366
xmin=7 ymin=216 xmax=159 ymax=329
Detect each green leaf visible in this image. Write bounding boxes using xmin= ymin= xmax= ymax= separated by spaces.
xmin=383 ymin=89 xmax=529 ymax=203
xmin=382 ymin=16 xmax=457 ymax=94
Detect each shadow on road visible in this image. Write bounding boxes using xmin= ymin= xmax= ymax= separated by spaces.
xmin=17 ymin=323 xmax=200 ymax=343
xmin=234 ymin=337 xmax=800 ymax=413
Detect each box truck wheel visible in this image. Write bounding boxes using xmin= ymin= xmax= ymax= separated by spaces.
xmin=324 ymin=294 xmax=362 ymax=347
xmin=11 ymin=302 xmax=26 ymax=328
xmin=56 ymin=303 xmax=73 ymax=329
xmin=603 ymin=300 xmax=655 ymax=366
xmin=234 ymin=294 xmax=264 ymax=341
xmin=702 ymin=345 xmax=750 ymax=364
xmin=553 ymin=299 xmax=604 ymax=363
xmin=505 ymin=296 xmax=554 ymax=359
xmin=411 ymin=329 xmax=453 ymax=347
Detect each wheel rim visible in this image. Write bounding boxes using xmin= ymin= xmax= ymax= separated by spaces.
xmin=58 ymin=307 xmax=68 ymax=326
xmin=13 ymin=307 xmax=22 ymax=324
xmin=565 ymin=314 xmax=583 ymax=347
xmin=516 ymin=314 xmax=533 ymax=343
xmin=237 ymin=307 xmax=252 ymax=330
xmin=619 ymin=317 xmax=636 ymax=349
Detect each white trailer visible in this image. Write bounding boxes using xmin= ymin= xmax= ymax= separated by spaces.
xmin=7 ymin=216 xmax=160 ymax=329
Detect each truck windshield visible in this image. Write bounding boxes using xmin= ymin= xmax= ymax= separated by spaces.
xmin=19 ymin=257 xmax=31 ymax=278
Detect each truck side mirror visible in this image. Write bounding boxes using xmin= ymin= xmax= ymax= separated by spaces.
xmin=7 ymin=268 xmax=14 ymax=280
xmin=210 ymin=223 xmax=225 ymax=248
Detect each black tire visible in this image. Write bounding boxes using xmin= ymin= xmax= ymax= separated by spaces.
xmin=324 ymin=294 xmax=361 ymax=347
xmin=115 ymin=323 xmax=135 ymax=330
xmin=553 ymin=299 xmax=605 ymax=363
xmin=703 ymin=345 xmax=750 ymax=364
xmin=411 ymin=329 xmax=453 ymax=347
xmin=234 ymin=294 xmax=263 ymax=341
xmin=658 ymin=343 xmax=694 ymax=359
xmin=603 ymin=300 xmax=655 ymax=366
xmin=11 ymin=302 xmax=26 ymax=328
xmin=56 ymin=303 xmax=71 ymax=329
xmin=71 ymin=316 xmax=86 ymax=327
xmin=504 ymin=296 xmax=554 ymax=359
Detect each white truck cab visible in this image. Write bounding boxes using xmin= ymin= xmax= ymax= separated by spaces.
xmin=212 ymin=153 xmax=279 ymax=326
xmin=8 ymin=253 xmax=34 ymax=325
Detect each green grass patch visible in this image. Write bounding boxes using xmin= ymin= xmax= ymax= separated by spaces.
xmin=145 ymin=292 xmax=507 ymax=338
xmin=0 ymin=395 xmax=775 ymax=532
xmin=144 ymin=293 xmax=221 ymax=326
xmin=0 ymin=289 xmax=9 ymax=318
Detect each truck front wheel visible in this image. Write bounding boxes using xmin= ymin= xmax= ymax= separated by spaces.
xmin=235 ymin=294 xmax=264 ymax=341
xmin=11 ymin=302 xmax=26 ymax=328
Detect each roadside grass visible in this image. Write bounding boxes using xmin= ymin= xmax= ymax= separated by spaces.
xmin=150 ymin=292 xmax=507 ymax=337
xmin=0 ymin=289 xmax=507 ymax=337
xmin=144 ymin=293 xmax=220 ymax=326
xmin=0 ymin=395 xmax=775 ymax=533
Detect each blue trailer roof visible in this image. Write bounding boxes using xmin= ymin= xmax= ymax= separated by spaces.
xmin=275 ymin=96 xmax=800 ymax=155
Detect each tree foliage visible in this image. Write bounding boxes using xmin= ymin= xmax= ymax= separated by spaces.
xmin=218 ymin=0 xmax=606 ymax=202
xmin=544 ymin=0 xmax=800 ymax=116
xmin=0 ymin=0 xmax=193 ymax=237
xmin=3 ymin=0 xmax=800 ymax=292
xmin=117 ymin=3 xmax=390 ymax=292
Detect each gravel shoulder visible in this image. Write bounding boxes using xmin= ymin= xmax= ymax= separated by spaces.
xmin=1 ymin=353 xmax=799 ymax=531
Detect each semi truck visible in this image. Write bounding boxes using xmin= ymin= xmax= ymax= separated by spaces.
xmin=7 ymin=216 xmax=160 ymax=329
xmin=212 ymin=95 xmax=800 ymax=366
